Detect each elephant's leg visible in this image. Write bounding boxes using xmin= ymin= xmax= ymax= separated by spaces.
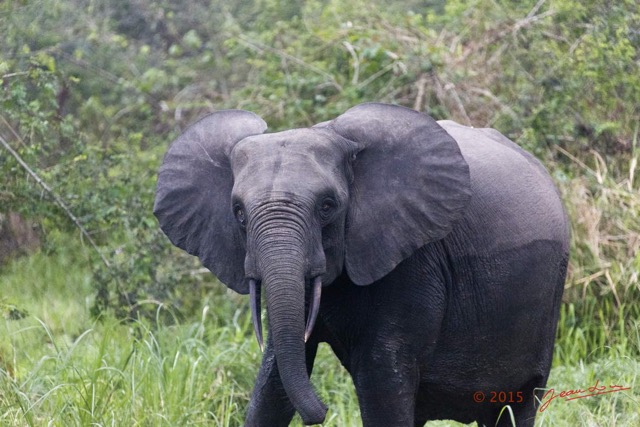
xmin=351 ymin=349 xmax=420 ymax=427
xmin=244 ymin=333 xmax=319 ymax=427
xmin=507 ymin=376 xmax=547 ymax=427
xmin=414 ymin=418 xmax=428 ymax=427
xmin=478 ymin=375 xmax=546 ymax=427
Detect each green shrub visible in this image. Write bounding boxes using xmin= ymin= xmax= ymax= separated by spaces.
xmin=1 ymin=0 xmax=638 ymax=327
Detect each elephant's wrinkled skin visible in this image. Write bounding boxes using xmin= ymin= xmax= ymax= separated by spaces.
xmin=154 ymin=103 xmax=569 ymax=426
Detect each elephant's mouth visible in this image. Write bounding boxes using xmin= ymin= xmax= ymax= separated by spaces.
xmin=248 ymin=276 xmax=322 ymax=351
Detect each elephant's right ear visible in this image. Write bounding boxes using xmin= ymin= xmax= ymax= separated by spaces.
xmin=153 ymin=111 xmax=267 ymax=294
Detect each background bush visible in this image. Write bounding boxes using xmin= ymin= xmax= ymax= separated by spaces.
xmin=1 ymin=0 xmax=638 ymax=349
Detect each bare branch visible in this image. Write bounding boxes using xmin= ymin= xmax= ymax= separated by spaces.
xmin=342 ymin=41 xmax=360 ymax=85
xmin=236 ymin=34 xmax=342 ymax=92
xmin=468 ymin=87 xmax=519 ymax=122
xmin=442 ymin=81 xmax=471 ymax=126
xmin=459 ymin=8 xmax=556 ymax=61
xmin=414 ymin=74 xmax=428 ymax=112
xmin=1 ymin=72 xmax=29 ymax=79
xmin=356 ymin=62 xmax=395 ymax=90
xmin=526 ymin=0 xmax=548 ymax=19
xmin=0 ymin=114 xmax=27 ymax=149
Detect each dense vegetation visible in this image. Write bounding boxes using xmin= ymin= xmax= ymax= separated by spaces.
xmin=1 ymin=0 xmax=638 ymax=425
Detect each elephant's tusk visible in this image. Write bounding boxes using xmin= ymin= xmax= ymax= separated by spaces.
xmin=304 ymin=277 xmax=322 ymax=342
xmin=249 ymin=279 xmax=264 ymax=352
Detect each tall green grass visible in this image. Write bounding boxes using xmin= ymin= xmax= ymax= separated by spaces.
xmin=1 ymin=216 xmax=638 ymax=426
xmin=0 ymin=233 xmax=360 ymax=426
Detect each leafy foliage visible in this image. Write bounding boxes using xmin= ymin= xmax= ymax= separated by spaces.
xmin=0 ymin=0 xmax=638 ymax=329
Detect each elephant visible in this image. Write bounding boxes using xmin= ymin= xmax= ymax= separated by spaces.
xmin=153 ymin=103 xmax=569 ymax=426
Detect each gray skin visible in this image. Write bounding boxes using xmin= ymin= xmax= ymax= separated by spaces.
xmin=154 ymin=103 xmax=569 ymax=426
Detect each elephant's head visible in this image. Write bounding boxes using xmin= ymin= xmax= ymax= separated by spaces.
xmin=153 ymin=103 xmax=471 ymax=424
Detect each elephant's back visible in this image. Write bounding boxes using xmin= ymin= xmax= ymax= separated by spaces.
xmin=437 ymin=120 xmax=569 ymax=255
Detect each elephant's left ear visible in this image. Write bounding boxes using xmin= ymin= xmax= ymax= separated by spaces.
xmin=328 ymin=103 xmax=471 ymax=285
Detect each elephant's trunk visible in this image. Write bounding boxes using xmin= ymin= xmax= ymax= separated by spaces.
xmin=252 ymin=212 xmax=327 ymax=425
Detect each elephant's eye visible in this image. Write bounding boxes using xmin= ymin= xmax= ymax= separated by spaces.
xmin=234 ymin=205 xmax=247 ymax=227
xmin=319 ymin=197 xmax=337 ymax=221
